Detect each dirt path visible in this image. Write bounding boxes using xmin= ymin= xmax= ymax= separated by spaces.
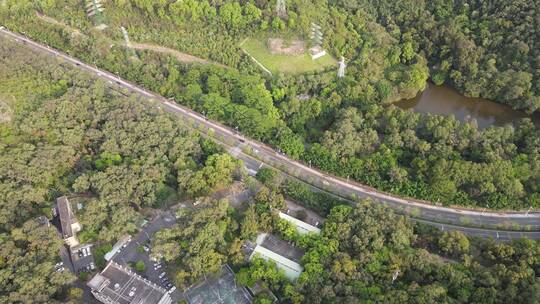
xmin=36 ymin=12 xmax=85 ymax=37
xmin=127 ymin=42 xmax=227 ymax=68
xmin=36 ymin=12 xmax=224 ymax=68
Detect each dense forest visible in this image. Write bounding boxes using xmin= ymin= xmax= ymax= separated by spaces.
xmin=0 ymin=38 xmax=243 ymax=302
xmin=0 ymin=12 xmax=539 ymax=304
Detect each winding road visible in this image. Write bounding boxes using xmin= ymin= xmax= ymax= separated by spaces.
xmin=2 ymin=27 xmax=539 ymax=240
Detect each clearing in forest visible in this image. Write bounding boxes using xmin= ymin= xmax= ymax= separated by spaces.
xmin=240 ymin=37 xmax=337 ymax=74
xmin=126 ymin=42 xmax=228 ymax=68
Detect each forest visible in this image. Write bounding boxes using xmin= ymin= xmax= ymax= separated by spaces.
xmin=0 ymin=38 xmax=242 ymax=302
xmin=1 ymin=0 xmax=539 ymax=210
xmin=0 ymin=10 xmax=539 ymax=304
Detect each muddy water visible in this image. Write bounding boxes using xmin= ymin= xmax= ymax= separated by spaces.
xmin=394 ymin=84 xmax=540 ymax=129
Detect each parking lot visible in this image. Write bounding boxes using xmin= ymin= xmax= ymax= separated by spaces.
xmin=111 ymin=212 xmax=184 ymax=302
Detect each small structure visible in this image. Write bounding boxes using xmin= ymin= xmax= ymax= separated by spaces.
xmin=104 ymin=235 xmax=132 ymax=261
xmin=35 ymin=215 xmax=50 ymax=227
xmin=88 ymin=261 xmax=172 ymax=304
xmin=309 ymin=46 xmax=326 ymax=60
xmin=278 ymin=212 xmax=321 ymax=235
xmin=296 ymin=94 xmax=310 ymax=101
xmin=56 ymin=196 xmax=82 ymax=247
xmin=249 ymin=234 xmax=303 ymax=281
xmin=70 ymin=243 xmax=96 ymax=273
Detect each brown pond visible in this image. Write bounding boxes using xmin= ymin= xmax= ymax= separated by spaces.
xmin=394 ymin=84 xmax=540 ymax=129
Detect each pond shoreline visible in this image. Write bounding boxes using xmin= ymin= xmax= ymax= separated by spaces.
xmin=393 ymin=83 xmax=540 ymax=129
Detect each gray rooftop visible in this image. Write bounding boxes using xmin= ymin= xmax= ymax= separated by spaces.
xmin=88 ymin=262 xmax=171 ymax=304
xmin=57 ymin=196 xmax=75 ymax=239
xmin=260 ymin=234 xmax=304 ymax=263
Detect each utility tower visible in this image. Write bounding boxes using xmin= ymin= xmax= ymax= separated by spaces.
xmin=86 ymin=0 xmax=104 ymax=24
xmin=276 ymin=0 xmax=287 ymax=18
xmin=121 ymin=26 xmax=137 ymax=60
xmin=392 ymin=270 xmax=400 ymax=283
xmin=121 ymin=26 xmax=131 ymax=48
xmin=309 ymin=23 xmax=327 ymax=60
xmin=337 ymin=56 xmax=346 ymax=78
xmin=310 ymin=23 xmax=323 ymax=47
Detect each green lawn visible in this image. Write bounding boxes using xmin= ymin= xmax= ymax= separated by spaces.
xmin=241 ymin=37 xmax=337 ymax=74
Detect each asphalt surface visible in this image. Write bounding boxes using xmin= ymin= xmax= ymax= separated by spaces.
xmin=2 ymin=28 xmax=539 ymax=239
xmin=112 ymin=212 xmax=184 ymax=302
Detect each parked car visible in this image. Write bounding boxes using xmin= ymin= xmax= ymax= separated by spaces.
xmin=158 ymin=272 xmax=166 ymax=279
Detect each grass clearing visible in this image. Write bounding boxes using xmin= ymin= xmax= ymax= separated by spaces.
xmin=241 ymin=37 xmax=337 ymax=74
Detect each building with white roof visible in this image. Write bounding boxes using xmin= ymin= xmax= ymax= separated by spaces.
xmin=278 ymin=212 xmax=321 ymax=235
xmin=87 ymin=261 xmax=172 ymax=304
xmin=250 ymin=245 xmax=303 ymax=281
xmin=249 ymin=234 xmax=304 ymax=281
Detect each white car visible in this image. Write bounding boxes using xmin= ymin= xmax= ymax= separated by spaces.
xmin=158 ymin=272 xmax=166 ymax=279
xmin=168 ymin=286 xmax=176 ymax=294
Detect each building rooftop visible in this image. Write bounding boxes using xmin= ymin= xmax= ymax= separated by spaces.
xmin=278 ymin=212 xmax=321 ymax=235
xmin=249 ymin=234 xmax=304 ymax=281
xmin=258 ymin=234 xmax=304 ymax=263
xmin=104 ymin=235 xmax=132 ymax=261
xmin=57 ymin=196 xmax=76 ymax=239
xmin=250 ymin=245 xmax=303 ymax=281
xmin=88 ymin=261 xmax=172 ymax=304
xmin=35 ymin=215 xmax=50 ymax=227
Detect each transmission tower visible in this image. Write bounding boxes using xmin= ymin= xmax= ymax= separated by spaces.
xmin=337 ymin=56 xmax=346 ymax=78
xmin=121 ymin=27 xmax=137 ymax=60
xmin=276 ymin=0 xmax=287 ymax=18
xmin=86 ymin=0 xmax=104 ymax=24
xmin=392 ymin=270 xmax=400 ymax=283
xmin=310 ymin=23 xmax=323 ymax=47
xmin=121 ymin=26 xmax=131 ymax=47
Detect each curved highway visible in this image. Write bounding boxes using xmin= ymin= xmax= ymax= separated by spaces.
xmin=2 ymin=27 xmax=539 ymax=239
